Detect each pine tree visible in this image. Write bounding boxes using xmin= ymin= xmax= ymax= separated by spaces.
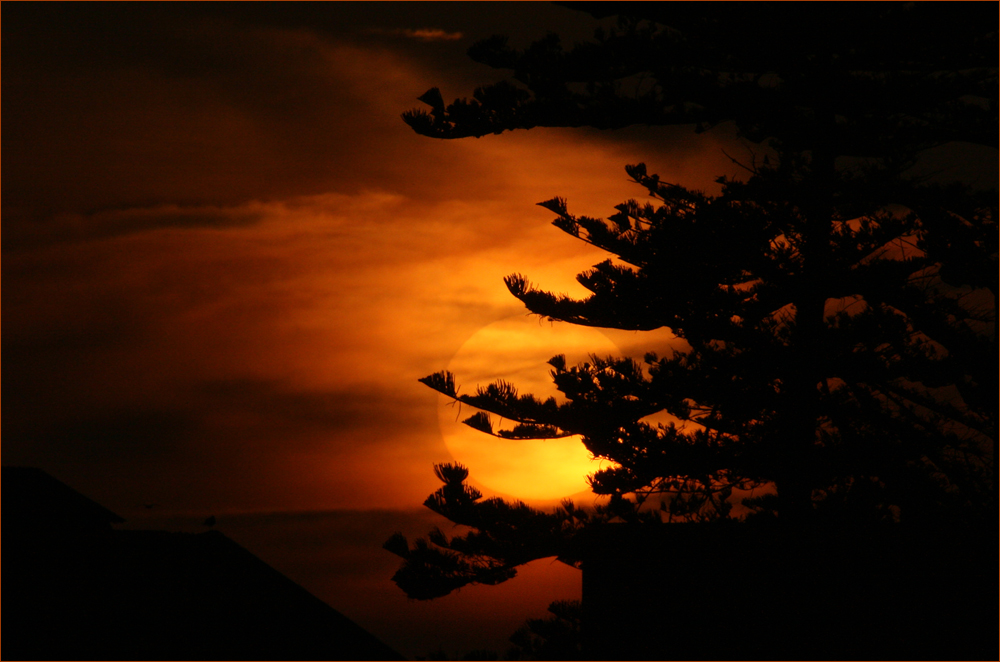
xmin=386 ymin=2 xmax=997 ymax=600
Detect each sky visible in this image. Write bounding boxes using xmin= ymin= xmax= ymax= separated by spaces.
xmin=1 ymin=2 xmax=811 ymax=657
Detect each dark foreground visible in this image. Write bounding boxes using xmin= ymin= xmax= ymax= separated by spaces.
xmin=5 ymin=465 xmax=995 ymax=660
xmin=3 ymin=467 xmax=404 ymax=661
xmin=582 ymin=521 xmax=997 ymax=660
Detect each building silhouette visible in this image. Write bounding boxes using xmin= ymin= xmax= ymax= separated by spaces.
xmin=3 ymin=466 xmax=403 ymax=660
xmin=581 ymin=522 xmax=996 ymax=660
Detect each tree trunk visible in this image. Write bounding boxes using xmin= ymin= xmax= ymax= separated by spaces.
xmin=777 ymin=126 xmax=836 ymax=525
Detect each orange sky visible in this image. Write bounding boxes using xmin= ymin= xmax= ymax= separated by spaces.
xmin=1 ymin=3 xmax=774 ymax=656
xmin=5 ymin=128 xmax=735 ymax=513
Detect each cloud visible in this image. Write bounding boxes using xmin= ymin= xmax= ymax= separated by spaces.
xmin=3 ymin=2 xmax=741 ymax=226
xmin=362 ymin=27 xmax=464 ymax=42
xmin=2 ymin=376 xmax=444 ymax=513
xmin=2 ymin=204 xmax=267 ymax=252
xmin=2 ymin=11 xmax=459 ymax=218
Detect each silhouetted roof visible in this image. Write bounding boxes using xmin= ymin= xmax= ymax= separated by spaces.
xmin=3 ymin=467 xmax=404 ymax=660
xmin=3 ymin=465 xmax=125 ymax=532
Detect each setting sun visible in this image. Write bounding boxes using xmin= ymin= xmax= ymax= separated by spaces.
xmin=439 ymin=315 xmax=623 ymax=500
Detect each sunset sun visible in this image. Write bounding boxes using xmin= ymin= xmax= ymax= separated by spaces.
xmin=439 ymin=315 xmax=622 ymax=501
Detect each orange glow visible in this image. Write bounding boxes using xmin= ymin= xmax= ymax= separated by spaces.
xmin=439 ymin=316 xmax=624 ymax=500
xmin=2 ymin=5 xmax=744 ymax=515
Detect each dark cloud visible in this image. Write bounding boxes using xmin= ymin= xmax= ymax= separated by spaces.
xmin=362 ymin=27 xmax=464 ymax=42
xmin=2 ymin=205 xmax=267 ymax=252
xmin=3 ymin=5 xmax=417 ymax=218
xmin=191 ymin=378 xmax=435 ymax=448
xmin=1 ymin=2 xmax=622 ymax=227
xmin=3 ymin=374 xmax=443 ymax=514
xmin=1 ymin=377 xmax=445 ymax=530
xmin=1 ymin=407 xmax=195 ymax=466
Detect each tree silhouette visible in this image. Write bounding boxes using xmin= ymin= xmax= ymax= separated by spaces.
xmin=386 ymin=2 xmax=997 ymax=601
xmin=506 ymin=599 xmax=582 ymax=661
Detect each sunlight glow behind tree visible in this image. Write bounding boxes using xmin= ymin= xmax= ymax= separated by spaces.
xmin=441 ymin=316 xmax=623 ymax=500
xmin=385 ymin=1 xmax=997 ymax=604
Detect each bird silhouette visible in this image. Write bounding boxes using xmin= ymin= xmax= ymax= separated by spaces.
xmin=203 ymin=515 xmax=216 ymax=527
